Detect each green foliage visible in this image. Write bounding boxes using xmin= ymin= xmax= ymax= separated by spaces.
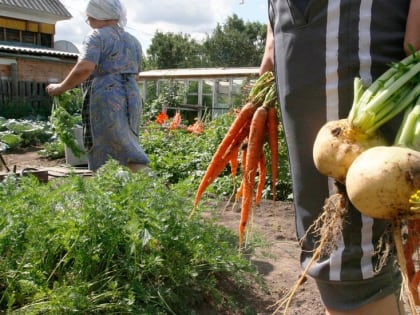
xmin=144 ymin=15 xmax=267 ymax=69
xmin=0 ymin=98 xmax=52 ymax=119
xmin=141 ymin=81 xmax=187 ymax=124
xmin=0 ymin=118 xmax=52 ymax=150
xmin=140 ymin=110 xmax=292 ymax=201
xmin=146 ymin=31 xmax=204 ymax=70
xmin=203 ymin=15 xmax=267 ymax=67
xmin=0 ymin=162 xmax=259 ymax=314
xmin=141 ymin=113 xmax=234 ymax=188
xmin=38 ymin=139 xmax=65 ymax=159
xmin=53 ymin=88 xmax=83 ymax=116
xmin=50 ymin=90 xmax=84 ymax=158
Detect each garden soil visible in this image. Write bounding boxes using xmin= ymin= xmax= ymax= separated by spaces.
xmin=1 ymin=147 xmax=327 ymax=314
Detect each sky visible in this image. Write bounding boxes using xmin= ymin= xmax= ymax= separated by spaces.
xmin=55 ymin=0 xmax=269 ymax=53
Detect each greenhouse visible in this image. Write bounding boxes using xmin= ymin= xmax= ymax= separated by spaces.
xmin=138 ymin=67 xmax=259 ymax=120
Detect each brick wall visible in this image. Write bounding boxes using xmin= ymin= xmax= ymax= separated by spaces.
xmin=0 ymin=64 xmax=10 ymax=78
xmin=16 ymin=58 xmax=76 ymax=83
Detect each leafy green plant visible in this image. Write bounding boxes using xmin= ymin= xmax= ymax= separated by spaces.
xmin=140 ymin=110 xmax=292 ymax=201
xmin=0 ymin=118 xmax=51 ymax=150
xmin=0 ymin=161 xmax=261 ymax=314
xmin=50 ymin=90 xmax=84 ymax=158
xmin=38 ymin=139 xmax=65 ymax=159
xmin=142 ymin=80 xmax=188 ymax=124
xmin=0 ymin=98 xmax=51 ymax=119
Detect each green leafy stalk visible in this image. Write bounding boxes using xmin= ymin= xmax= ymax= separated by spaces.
xmin=394 ymin=96 xmax=420 ymax=150
xmin=50 ymin=96 xmax=85 ymax=157
xmin=262 ymin=83 xmax=278 ymax=108
xmin=356 ymin=52 xmax=419 ymax=107
xmin=248 ymin=71 xmax=274 ymax=101
xmin=348 ymin=51 xmax=420 ymax=135
xmin=347 ymin=77 xmax=366 ymax=123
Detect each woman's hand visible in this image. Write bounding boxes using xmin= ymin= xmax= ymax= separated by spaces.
xmin=46 ymin=83 xmax=65 ymax=96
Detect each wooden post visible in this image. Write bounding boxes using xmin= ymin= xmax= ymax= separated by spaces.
xmin=10 ymin=63 xmax=18 ymax=98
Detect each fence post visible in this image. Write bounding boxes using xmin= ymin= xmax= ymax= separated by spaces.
xmin=10 ymin=63 xmax=18 ymax=98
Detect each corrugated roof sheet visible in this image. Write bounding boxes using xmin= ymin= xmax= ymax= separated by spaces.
xmin=0 ymin=44 xmax=78 ymax=58
xmin=0 ymin=0 xmax=71 ymax=18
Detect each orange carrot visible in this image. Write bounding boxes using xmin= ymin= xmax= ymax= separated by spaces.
xmin=239 ymin=106 xmax=268 ymax=246
xmin=193 ymin=140 xmax=241 ymax=209
xmin=255 ymin=153 xmax=266 ymax=206
xmin=266 ymin=106 xmax=279 ymax=201
xmin=191 ymin=73 xmax=275 ymax=216
xmin=229 ymin=144 xmax=240 ymax=179
xmin=235 ymin=141 xmax=248 ymax=201
xmin=236 ymin=180 xmax=244 ymax=202
xmin=191 ymin=107 xmax=256 ymax=214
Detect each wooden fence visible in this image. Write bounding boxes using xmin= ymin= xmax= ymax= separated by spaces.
xmin=0 ymin=79 xmax=52 ymax=117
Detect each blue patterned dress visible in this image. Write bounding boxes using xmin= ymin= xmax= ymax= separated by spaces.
xmin=79 ymin=25 xmax=149 ymax=171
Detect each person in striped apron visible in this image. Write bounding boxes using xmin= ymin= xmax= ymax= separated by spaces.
xmin=260 ymin=1 xmax=419 ymax=314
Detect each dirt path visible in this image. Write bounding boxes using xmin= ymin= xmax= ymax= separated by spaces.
xmin=1 ymin=147 xmax=65 ymax=172
xmin=212 ymin=199 xmax=325 ymax=314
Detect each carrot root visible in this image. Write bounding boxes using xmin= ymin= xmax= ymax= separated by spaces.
xmin=239 ymin=106 xmax=268 ymax=247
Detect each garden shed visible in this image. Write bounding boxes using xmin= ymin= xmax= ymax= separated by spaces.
xmin=138 ymin=67 xmax=260 ymax=120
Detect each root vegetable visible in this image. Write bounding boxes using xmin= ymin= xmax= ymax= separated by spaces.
xmin=313 ymin=118 xmax=387 ymax=183
xmin=190 ymin=72 xmax=275 ymax=216
xmin=346 ymin=101 xmax=420 ymax=314
xmin=255 ymin=153 xmax=266 ymax=206
xmin=313 ymin=52 xmax=420 ymax=183
xmin=347 ymin=100 xmax=420 ymax=220
xmin=346 ymin=146 xmax=420 ymax=219
xmin=239 ymin=106 xmax=268 ymax=247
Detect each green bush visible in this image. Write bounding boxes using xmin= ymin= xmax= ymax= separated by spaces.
xmin=0 ymin=162 xmax=260 ymax=314
xmin=140 ymin=110 xmax=292 ymax=201
xmin=0 ymin=98 xmax=52 ymax=119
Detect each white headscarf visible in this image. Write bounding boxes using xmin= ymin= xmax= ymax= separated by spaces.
xmin=85 ymin=0 xmax=127 ymax=28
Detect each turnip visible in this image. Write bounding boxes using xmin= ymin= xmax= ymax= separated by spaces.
xmin=346 ymin=145 xmax=420 ymax=219
xmin=313 ymin=52 xmax=420 ymax=183
xmin=347 ymin=101 xmax=420 ymax=219
xmin=313 ymin=118 xmax=387 ymax=183
xmin=346 ymin=102 xmax=420 ymax=314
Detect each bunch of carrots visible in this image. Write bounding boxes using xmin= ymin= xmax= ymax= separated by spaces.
xmin=190 ymin=71 xmax=279 ymax=248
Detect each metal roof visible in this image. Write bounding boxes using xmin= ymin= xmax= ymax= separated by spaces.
xmin=0 ymin=0 xmax=72 ymax=19
xmin=0 ymin=44 xmax=79 ymax=58
xmin=139 ymin=67 xmax=260 ymax=80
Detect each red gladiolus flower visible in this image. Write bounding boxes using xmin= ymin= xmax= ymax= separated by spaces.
xmin=156 ymin=112 xmax=169 ymax=124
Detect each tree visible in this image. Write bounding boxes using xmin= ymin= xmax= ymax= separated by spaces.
xmin=203 ymin=15 xmax=266 ymax=67
xmin=143 ymin=15 xmax=266 ymax=69
xmin=146 ymin=31 xmax=204 ymax=69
